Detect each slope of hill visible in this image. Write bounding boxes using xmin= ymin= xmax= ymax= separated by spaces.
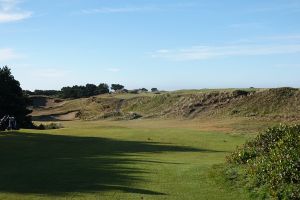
xmin=30 ymin=88 xmax=300 ymax=122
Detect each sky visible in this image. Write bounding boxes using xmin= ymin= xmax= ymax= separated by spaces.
xmin=0 ymin=0 xmax=300 ymax=91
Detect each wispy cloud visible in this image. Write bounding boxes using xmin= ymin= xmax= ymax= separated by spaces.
xmin=250 ymin=2 xmax=300 ymax=13
xmin=0 ymin=48 xmax=22 ymax=61
xmin=228 ymin=22 xmax=264 ymax=29
xmin=82 ymin=6 xmax=159 ymax=14
xmin=80 ymin=3 xmax=197 ymax=15
xmin=275 ymin=64 xmax=300 ymax=68
xmin=260 ymin=34 xmax=300 ymax=41
xmin=0 ymin=0 xmax=32 ymax=23
xmin=152 ymin=44 xmax=300 ymax=61
xmin=106 ymin=68 xmax=121 ymax=73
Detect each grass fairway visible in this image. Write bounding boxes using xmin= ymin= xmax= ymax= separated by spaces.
xmin=0 ymin=120 xmax=251 ymax=200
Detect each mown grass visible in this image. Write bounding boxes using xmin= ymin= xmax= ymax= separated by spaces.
xmin=0 ymin=120 xmax=252 ymax=199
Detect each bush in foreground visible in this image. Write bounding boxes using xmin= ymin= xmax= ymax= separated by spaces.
xmin=226 ymin=125 xmax=300 ymax=199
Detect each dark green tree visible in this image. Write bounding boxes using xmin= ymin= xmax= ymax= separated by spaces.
xmin=85 ymin=84 xmax=98 ymax=97
xmin=151 ymin=88 xmax=158 ymax=92
xmin=61 ymin=86 xmax=73 ymax=98
xmin=0 ymin=66 xmax=32 ymax=128
xmin=111 ymin=84 xmax=124 ymax=91
xmin=32 ymin=90 xmax=61 ymax=96
xmin=61 ymin=83 xmax=110 ymax=99
xmin=98 ymin=83 xmax=109 ymax=94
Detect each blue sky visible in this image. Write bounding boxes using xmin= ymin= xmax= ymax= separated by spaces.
xmin=1 ymin=0 xmax=300 ymax=90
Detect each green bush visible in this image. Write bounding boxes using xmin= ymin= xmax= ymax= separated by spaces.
xmin=226 ymin=125 xmax=300 ymax=199
xmin=36 ymin=123 xmax=63 ymax=130
xmin=232 ymin=90 xmax=249 ymax=97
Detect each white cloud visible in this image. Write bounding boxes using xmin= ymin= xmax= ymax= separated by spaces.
xmin=152 ymin=34 xmax=300 ymax=61
xmin=0 ymin=12 xmax=31 ymax=22
xmin=152 ymin=44 xmax=300 ymax=61
xmin=156 ymin=49 xmax=170 ymax=54
xmin=0 ymin=0 xmax=32 ymax=23
xmin=0 ymin=48 xmax=21 ymax=61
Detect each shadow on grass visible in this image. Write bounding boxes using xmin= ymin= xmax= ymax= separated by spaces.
xmin=0 ymin=131 xmax=220 ymax=196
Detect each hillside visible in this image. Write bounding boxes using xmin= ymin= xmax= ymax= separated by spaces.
xmin=31 ymin=88 xmax=300 ymax=122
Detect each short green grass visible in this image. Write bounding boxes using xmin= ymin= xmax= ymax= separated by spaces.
xmin=0 ymin=120 xmax=252 ymax=199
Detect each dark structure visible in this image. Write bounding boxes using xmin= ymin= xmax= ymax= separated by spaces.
xmin=0 ymin=115 xmax=9 ymax=131
xmin=0 ymin=115 xmax=18 ymax=131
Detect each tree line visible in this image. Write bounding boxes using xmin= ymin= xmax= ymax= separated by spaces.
xmin=24 ymin=83 xmax=125 ymax=99
xmin=25 ymin=84 xmax=159 ymax=99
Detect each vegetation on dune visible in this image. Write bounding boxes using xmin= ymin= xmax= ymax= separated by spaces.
xmin=31 ymin=87 xmax=300 ymax=122
xmin=119 ymin=88 xmax=300 ymax=120
xmin=223 ymin=124 xmax=300 ymax=199
xmin=227 ymin=87 xmax=300 ymax=119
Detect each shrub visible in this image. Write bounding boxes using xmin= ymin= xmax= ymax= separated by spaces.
xmin=151 ymin=88 xmax=159 ymax=92
xmin=36 ymin=123 xmax=63 ymax=130
xmin=232 ymin=90 xmax=249 ymax=97
xmin=226 ymin=125 xmax=300 ymax=199
xmin=111 ymin=84 xmax=125 ymax=91
xmin=129 ymin=89 xmax=139 ymax=94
